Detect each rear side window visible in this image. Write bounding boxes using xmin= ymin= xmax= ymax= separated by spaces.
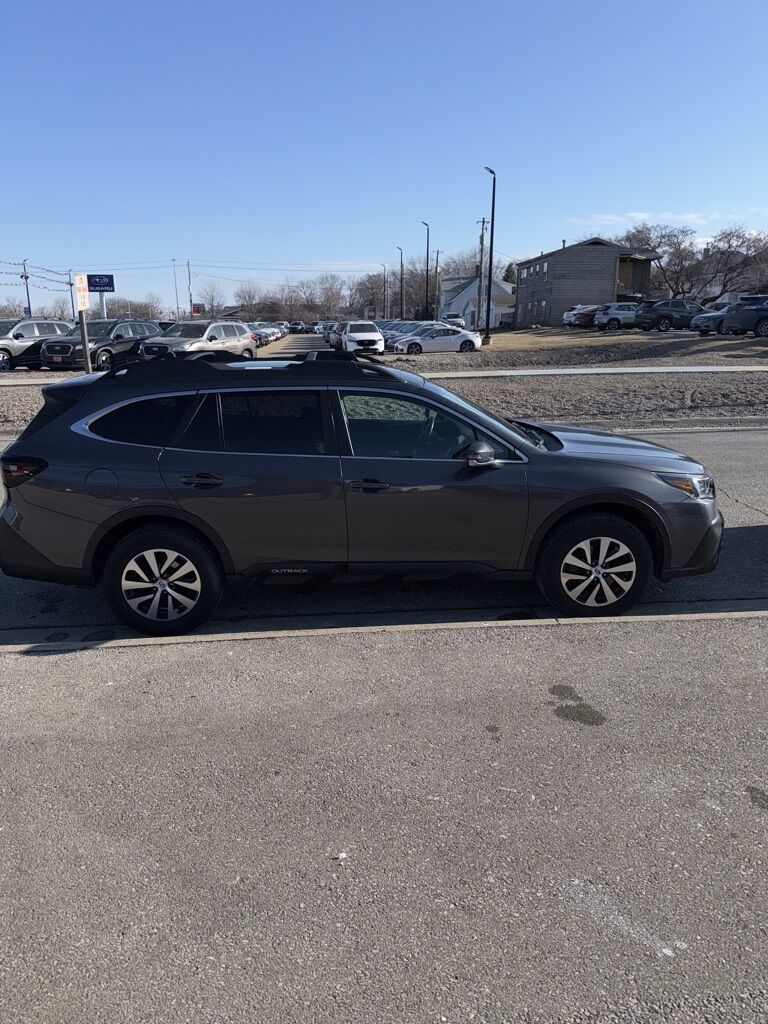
xmin=220 ymin=391 xmax=326 ymax=455
xmin=175 ymin=395 xmax=221 ymax=451
xmin=91 ymin=395 xmax=195 ymax=447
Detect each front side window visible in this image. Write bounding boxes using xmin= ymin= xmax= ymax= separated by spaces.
xmin=164 ymin=322 xmax=208 ymax=338
xmin=91 ymin=395 xmax=195 ymax=446
xmin=220 ymin=391 xmax=326 ymax=455
xmin=114 ymin=323 xmax=134 ymax=339
xmin=15 ymin=322 xmax=37 ymax=338
xmin=341 ymin=393 xmax=507 ymax=460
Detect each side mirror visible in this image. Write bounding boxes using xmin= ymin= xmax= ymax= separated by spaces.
xmin=209 ymin=334 xmax=218 ymax=341
xmin=466 ymin=440 xmax=500 ymax=469
xmin=113 ymin=333 xmax=124 ymax=341
xmin=13 ymin=332 xmax=24 ymax=340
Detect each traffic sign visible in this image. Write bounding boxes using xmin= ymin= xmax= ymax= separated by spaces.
xmin=87 ymin=274 xmax=115 ymax=292
xmin=23 ymin=306 xmax=30 ymax=316
xmin=74 ymin=274 xmax=90 ymax=312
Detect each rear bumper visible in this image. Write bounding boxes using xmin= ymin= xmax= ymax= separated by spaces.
xmin=662 ymin=510 xmax=724 ymax=579
xmin=0 ymin=513 xmax=92 ymax=584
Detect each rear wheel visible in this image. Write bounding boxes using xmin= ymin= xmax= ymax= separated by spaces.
xmin=0 ymin=349 xmax=12 ymax=372
xmin=406 ymin=342 xmax=422 ymax=355
xmin=536 ymin=513 xmax=652 ymax=617
xmin=607 ymin=318 xmax=621 ymax=331
xmin=459 ymin=339 xmax=474 ymax=352
xmin=103 ymin=526 xmax=223 ymax=635
xmin=755 ymin=319 xmax=768 ymax=338
xmin=657 ymin=317 xmax=672 ymax=333
xmin=242 ymin=349 xmax=253 ymax=359
xmin=698 ymin=330 xmax=711 ymax=336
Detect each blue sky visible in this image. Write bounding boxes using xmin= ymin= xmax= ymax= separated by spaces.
xmin=3 ymin=0 xmax=766 ymax=309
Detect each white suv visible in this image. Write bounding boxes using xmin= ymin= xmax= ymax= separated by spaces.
xmin=338 ymin=321 xmax=385 ymax=354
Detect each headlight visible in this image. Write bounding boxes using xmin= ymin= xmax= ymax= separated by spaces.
xmin=656 ymin=472 xmax=715 ymax=499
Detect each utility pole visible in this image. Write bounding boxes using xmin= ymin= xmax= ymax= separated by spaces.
xmin=67 ymin=270 xmax=75 ymax=319
xmin=476 ymin=218 xmax=487 ymax=331
xmin=483 ymin=167 xmax=497 ymax=344
xmin=21 ymin=259 xmax=32 ymax=315
xmin=187 ymin=260 xmax=193 ymax=315
xmin=396 ymin=246 xmax=404 ymax=319
xmin=433 ymin=250 xmax=441 ymax=319
xmin=380 ymin=263 xmax=387 ymax=319
xmin=171 ymin=259 xmax=181 ymax=320
xmin=421 ymin=222 xmax=430 ymax=318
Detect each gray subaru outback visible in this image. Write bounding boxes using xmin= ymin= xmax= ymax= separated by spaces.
xmin=0 ymin=353 xmax=723 ymax=635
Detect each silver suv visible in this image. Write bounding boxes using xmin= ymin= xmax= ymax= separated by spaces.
xmin=139 ymin=320 xmax=258 ymax=360
xmin=594 ymin=303 xmax=638 ymax=331
xmin=0 ymin=316 xmax=73 ymax=371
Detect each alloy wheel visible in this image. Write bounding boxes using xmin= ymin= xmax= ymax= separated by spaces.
xmin=757 ymin=320 xmax=768 ymax=338
xmin=97 ymin=351 xmax=113 ymax=372
xmin=0 ymin=350 xmax=11 ymax=372
xmin=121 ymin=548 xmax=202 ymax=621
xmin=657 ymin=318 xmax=671 ymax=332
xmin=559 ymin=536 xmax=637 ymax=607
xmin=459 ymin=340 xmax=473 ymax=352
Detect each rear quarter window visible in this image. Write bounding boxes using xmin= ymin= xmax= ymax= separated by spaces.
xmin=90 ymin=395 xmax=195 ymax=447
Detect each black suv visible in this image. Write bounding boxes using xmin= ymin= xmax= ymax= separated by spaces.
xmin=0 ymin=353 xmax=722 ymax=635
xmin=721 ymin=295 xmax=768 ymax=338
xmin=41 ymin=318 xmax=163 ymax=373
xmin=634 ymin=299 xmax=704 ymax=332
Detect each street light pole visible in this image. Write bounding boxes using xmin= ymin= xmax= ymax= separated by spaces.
xmin=396 ymin=246 xmax=404 ymax=319
xmin=421 ymin=222 xmax=430 ymax=318
xmin=21 ymin=259 xmax=32 ymax=315
xmin=380 ymin=263 xmax=387 ymax=319
xmin=67 ymin=269 xmax=76 ymax=320
xmin=187 ymin=260 xmax=193 ymax=316
xmin=433 ymin=250 xmax=441 ymax=318
xmin=483 ymin=167 xmax=497 ymax=344
xmin=171 ymin=259 xmax=181 ymax=320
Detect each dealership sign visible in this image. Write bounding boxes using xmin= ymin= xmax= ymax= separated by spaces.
xmin=86 ymin=274 xmax=115 ymax=293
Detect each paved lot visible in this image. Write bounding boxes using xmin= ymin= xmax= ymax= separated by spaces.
xmin=1 ymin=421 xmax=767 ymax=1022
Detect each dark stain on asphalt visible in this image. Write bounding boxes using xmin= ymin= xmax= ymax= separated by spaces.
xmin=485 ymin=724 xmax=501 ymax=742
xmin=747 ymin=786 xmax=768 ymax=811
xmin=82 ymin=629 xmax=116 ymax=642
xmin=548 ymin=684 xmax=606 ymax=727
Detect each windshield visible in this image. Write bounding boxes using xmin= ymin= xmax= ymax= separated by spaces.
xmin=66 ymin=320 xmax=115 ymax=338
xmin=163 ymin=322 xmax=208 ymax=338
xmin=349 ymin=323 xmax=376 ymax=333
xmin=0 ymin=319 xmax=19 ymax=335
xmin=422 ymin=379 xmax=530 ymax=446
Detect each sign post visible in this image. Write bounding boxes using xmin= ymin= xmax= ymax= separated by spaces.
xmin=74 ymin=274 xmax=93 ymax=374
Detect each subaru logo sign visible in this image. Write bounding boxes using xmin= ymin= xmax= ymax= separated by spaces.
xmin=86 ymin=274 xmax=115 ymax=292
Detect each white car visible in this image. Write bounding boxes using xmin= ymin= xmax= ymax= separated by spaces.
xmin=441 ymin=313 xmax=466 ymax=329
xmin=339 ymin=321 xmax=385 ymax=354
xmin=393 ymin=325 xmax=481 ymax=354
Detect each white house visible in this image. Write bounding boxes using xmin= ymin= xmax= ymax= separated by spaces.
xmin=437 ymin=275 xmax=515 ymax=329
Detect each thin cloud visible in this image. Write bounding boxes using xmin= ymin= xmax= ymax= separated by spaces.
xmin=567 ymin=208 xmax=768 ymax=229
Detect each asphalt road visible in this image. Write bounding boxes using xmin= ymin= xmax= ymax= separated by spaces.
xmin=1 ymin=425 xmax=767 ymax=1023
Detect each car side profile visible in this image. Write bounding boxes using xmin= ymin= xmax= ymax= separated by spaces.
xmin=689 ymin=302 xmax=733 ymax=336
xmin=594 ymin=303 xmax=638 ymax=331
xmin=721 ymin=295 xmax=768 ymax=337
xmin=634 ymin=299 xmax=704 ymax=332
xmin=0 ymin=317 xmax=74 ymax=371
xmin=392 ymin=325 xmax=481 ymax=354
xmin=41 ymin=318 xmax=163 ymax=372
xmin=0 ymin=352 xmax=722 ymax=636
xmin=139 ymin=320 xmax=256 ymax=360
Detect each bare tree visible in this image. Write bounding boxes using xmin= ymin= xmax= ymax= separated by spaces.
xmin=277 ymin=280 xmax=301 ymax=321
xmin=315 ymin=273 xmax=346 ymax=318
xmin=197 ymin=280 xmax=227 ymax=318
xmin=234 ymin=280 xmax=260 ymax=319
xmin=0 ymin=296 xmax=24 ymax=317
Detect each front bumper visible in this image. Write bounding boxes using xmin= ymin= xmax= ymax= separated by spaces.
xmin=662 ymin=510 xmax=724 ymax=579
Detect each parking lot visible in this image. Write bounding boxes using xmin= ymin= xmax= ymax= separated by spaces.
xmin=3 ymin=369 xmax=768 ymax=1020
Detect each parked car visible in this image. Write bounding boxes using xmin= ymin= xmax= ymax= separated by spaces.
xmin=634 ymin=299 xmax=704 ymax=332
xmin=393 ymin=326 xmax=481 ymax=354
xmin=339 ymin=321 xmax=385 ymax=354
xmin=572 ymin=306 xmax=600 ymax=328
xmin=310 ymin=322 xmax=324 ymax=334
xmin=0 ymin=352 xmax=722 ymax=636
xmin=41 ymin=319 xmax=163 ymax=372
xmin=594 ymin=303 xmax=638 ymax=331
xmin=562 ymin=305 xmax=598 ymax=327
xmin=139 ymin=320 xmax=256 ymax=360
xmin=689 ymin=302 xmax=733 ymax=336
xmin=721 ymin=295 xmax=768 ymax=338
xmin=442 ymin=313 xmax=466 ymax=329
xmin=250 ymin=322 xmax=281 ymax=343
xmin=246 ymin=323 xmax=273 ymax=347
xmin=0 ymin=317 xmax=74 ymax=372
xmin=289 ymin=321 xmax=307 ymax=334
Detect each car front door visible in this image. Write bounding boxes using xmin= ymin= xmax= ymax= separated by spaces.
xmin=159 ymin=388 xmax=347 ymax=575
xmin=335 ymin=390 xmax=529 ymax=573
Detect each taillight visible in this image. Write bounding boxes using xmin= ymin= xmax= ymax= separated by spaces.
xmin=251 ymin=333 xmax=258 ymax=341
xmin=1 ymin=456 xmax=48 ymax=489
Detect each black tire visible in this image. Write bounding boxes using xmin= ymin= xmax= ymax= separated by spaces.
xmin=0 ymin=349 xmax=12 ymax=373
xmin=103 ymin=526 xmax=224 ymax=636
xmin=607 ymin=318 xmax=621 ymax=331
xmin=406 ymin=342 xmax=422 ymax=355
xmin=656 ymin=317 xmax=672 ymax=333
xmin=755 ymin=319 xmax=768 ymax=338
xmin=459 ymin=339 xmax=474 ymax=352
xmin=698 ymin=330 xmax=711 ymax=337
xmin=535 ymin=513 xmax=652 ymax=618
xmin=242 ymin=349 xmax=253 ymax=359
xmin=96 ymin=350 xmax=114 ymax=372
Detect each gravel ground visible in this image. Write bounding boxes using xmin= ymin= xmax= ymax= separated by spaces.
xmin=1 ymin=369 xmax=767 ymax=436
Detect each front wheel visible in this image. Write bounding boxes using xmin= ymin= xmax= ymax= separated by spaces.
xmin=755 ymin=319 xmax=768 ymax=338
xmin=698 ymin=330 xmax=711 ymax=336
xmin=657 ymin=317 xmax=672 ymax=333
xmin=536 ymin=514 xmax=651 ymax=617
xmin=0 ymin=349 xmax=12 ymax=372
xmin=459 ymin=339 xmax=474 ymax=352
xmin=607 ymin=318 xmax=621 ymax=331
xmin=103 ymin=526 xmax=223 ymax=635
xmin=406 ymin=342 xmax=422 ymax=355
xmin=96 ymin=350 xmax=114 ymax=372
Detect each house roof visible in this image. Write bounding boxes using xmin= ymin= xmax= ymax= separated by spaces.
xmin=440 ymin=276 xmax=514 ymax=305
xmin=518 ymin=237 xmax=658 ymax=268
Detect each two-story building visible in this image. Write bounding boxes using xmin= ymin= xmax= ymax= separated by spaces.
xmin=515 ymin=237 xmax=658 ymax=328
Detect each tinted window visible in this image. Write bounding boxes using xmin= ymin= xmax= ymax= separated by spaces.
xmin=220 ymin=391 xmax=326 ymax=455
xmin=15 ymin=322 xmax=37 ymax=338
xmin=348 ymin=323 xmax=376 ymax=333
xmin=114 ymin=324 xmax=134 ymax=338
xmin=175 ymin=395 xmax=221 ymax=451
xmin=0 ymin=320 xmax=18 ymax=336
xmin=91 ymin=395 xmax=195 ymax=446
xmin=164 ymin=322 xmax=208 ymax=338
xmin=222 ymin=324 xmax=237 ymax=338
xmin=341 ymin=393 xmax=500 ymax=460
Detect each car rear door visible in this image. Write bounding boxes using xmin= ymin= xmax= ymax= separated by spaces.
xmin=334 ymin=389 xmax=528 ymax=573
xmin=159 ymin=388 xmax=347 ymax=575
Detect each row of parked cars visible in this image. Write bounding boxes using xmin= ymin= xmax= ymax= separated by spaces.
xmin=0 ymin=315 xmax=295 ymax=372
xmin=316 ymin=318 xmax=482 ymax=355
xmin=562 ymin=296 xmax=768 ymax=337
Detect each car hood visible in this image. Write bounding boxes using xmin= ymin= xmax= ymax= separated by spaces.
xmin=525 ymin=421 xmax=705 ymax=473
